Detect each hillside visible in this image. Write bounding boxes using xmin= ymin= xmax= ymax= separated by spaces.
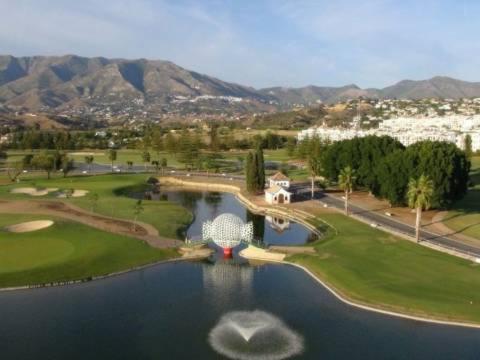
xmin=0 ymin=55 xmax=270 ymax=112
xmin=1 ymin=55 xmax=480 ymax=112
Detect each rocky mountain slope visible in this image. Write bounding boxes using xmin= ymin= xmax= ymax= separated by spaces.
xmin=1 ymin=55 xmax=480 ymax=111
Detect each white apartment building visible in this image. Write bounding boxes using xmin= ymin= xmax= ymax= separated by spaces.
xmin=298 ymin=115 xmax=480 ymax=151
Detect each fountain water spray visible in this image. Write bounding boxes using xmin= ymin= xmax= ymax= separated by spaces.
xmin=208 ymin=310 xmax=304 ymax=360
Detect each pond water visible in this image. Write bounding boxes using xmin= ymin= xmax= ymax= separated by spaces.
xmin=153 ymin=189 xmax=317 ymax=246
xmin=1 ymin=260 xmax=480 ymax=360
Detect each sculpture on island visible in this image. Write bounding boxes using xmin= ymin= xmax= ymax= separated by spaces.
xmin=203 ymin=213 xmax=254 ymax=256
xmin=208 ymin=310 xmax=304 ymax=360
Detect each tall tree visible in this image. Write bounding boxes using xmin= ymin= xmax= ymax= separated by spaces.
xmin=307 ymin=155 xmax=321 ymax=199
xmin=84 ymin=155 xmax=94 ymax=173
xmin=255 ymin=146 xmax=265 ymax=191
xmin=177 ymin=129 xmax=199 ymax=169
xmin=245 ymin=151 xmax=256 ymax=194
xmin=7 ymin=161 xmax=23 ymax=182
xmin=160 ymin=158 xmax=168 ymax=175
xmin=338 ymin=166 xmax=356 ymax=215
xmin=32 ymin=152 xmax=55 ymax=179
xmin=108 ymin=149 xmax=117 ymax=172
xmin=151 ymin=129 xmax=164 ymax=159
xmin=465 ymin=134 xmax=473 ymax=160
xmin=60 ymin=155 xmax=74 ymax=178
xmin=407 ymin=175 xmax=434 ymax=242
xmin=208 ymin=123 xmax=219 ymax=151
xmin=141 ymin=151 xmax=151 ymax=171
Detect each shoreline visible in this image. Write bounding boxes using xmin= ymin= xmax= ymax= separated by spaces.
xmin=2 ymin=178 xmax=480 ymax=329
xmin=161 ymin=177 xmax=480 ymax=329
xmin=285 ymin=261 xmax=480 ymax=330
xmin=0 ymin=255 xmax=207 ymax=293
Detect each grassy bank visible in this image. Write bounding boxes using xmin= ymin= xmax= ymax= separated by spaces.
xmin=0 ymin=214 xmax=178 ymax=288
xmin=291 ymin=213 xmax=480 ymax=323
xmin=0 ymin=173 xmax=193 ymax=239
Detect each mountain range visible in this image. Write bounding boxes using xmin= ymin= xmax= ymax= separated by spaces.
xmin=1 ymin=54 xmax=480 ymax=111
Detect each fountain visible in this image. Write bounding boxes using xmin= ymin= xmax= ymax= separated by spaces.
xmin=208 ymin=310 xmax=304 ymax=360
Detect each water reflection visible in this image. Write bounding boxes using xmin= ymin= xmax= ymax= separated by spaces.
xmin=154 ymin=189 xmax=316 ymax=246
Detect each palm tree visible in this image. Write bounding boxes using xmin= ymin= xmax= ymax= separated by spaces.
xmin=108 ymin=149 xmax=117 ymax=172
xmin=141 ymin=151 xmax=151 ymax=172
xmin=338 ymin=166 xmax=356 ymax=215
xmin=307 ymin=155 xmax=321 ymax=199
xmin=84 ymin=155 xmax=94 ymax=173
xmin=407 ymin=174 xmax=434 ymax=243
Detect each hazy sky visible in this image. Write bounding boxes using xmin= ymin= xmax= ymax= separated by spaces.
xmin=0 ymin=0 xmax=478 ymax=88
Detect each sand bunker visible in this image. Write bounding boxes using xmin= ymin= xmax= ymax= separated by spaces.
xmin=57 ymin=189 xmax=89 ymax=198
xmin=5 ymin=220 xmax=54 ymax=233
xmin=10 ymin=187 xmax=59 ymax=196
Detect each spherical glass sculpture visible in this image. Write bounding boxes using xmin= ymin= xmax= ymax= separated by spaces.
xmin=202 ymin=213 xmax=253 ymax=255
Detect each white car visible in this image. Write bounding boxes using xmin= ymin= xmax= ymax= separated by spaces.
xmin=82 ymin=170 xmax=88 ymax=174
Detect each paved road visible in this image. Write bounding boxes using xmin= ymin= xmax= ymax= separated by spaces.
xmin=312 ymin=191 xmax=480 ymax=258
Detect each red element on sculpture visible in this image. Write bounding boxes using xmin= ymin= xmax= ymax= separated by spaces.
xmin=223 ymin=247 xmax=233 ymax=256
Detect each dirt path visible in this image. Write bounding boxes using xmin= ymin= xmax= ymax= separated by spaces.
xmin=0 ymin=200 xmax=182 ymax=248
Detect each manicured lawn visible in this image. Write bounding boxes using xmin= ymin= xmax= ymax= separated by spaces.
xmin=6 ymin=149 xmax=183 ymax=167
xmin=0 ymin=174 xmax=193 ymax=239
xmin=443 ymin=156 xmax=480 ymax=240
xmin=291 ymin=213 xmax=480 ymax=323
xmin=0 ymin=214 xmax=177 ymax=288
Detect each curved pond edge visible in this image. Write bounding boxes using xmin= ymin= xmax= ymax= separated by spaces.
xmin=283 ymin=260 xmax=480 ymax=329
xmin=159 ymin=176 xmax=480 ymax=329
xmin=0 ymin=255 xmax=206 ymax=293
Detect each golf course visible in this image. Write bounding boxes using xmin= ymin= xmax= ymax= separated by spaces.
xmin=0 ymin=173 xmax=193 ymax=288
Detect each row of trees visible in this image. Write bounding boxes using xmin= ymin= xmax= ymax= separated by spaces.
xmin=301 ymin=135 xmax=470 ymax=209
xmin=338 ymin=165 xmax=434 ymax=242
xmin=19 ymin=151 xmax=74 ymax=179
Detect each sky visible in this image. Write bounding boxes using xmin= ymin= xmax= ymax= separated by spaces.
xmin=0 ymin=0 xmax=479 ymax=89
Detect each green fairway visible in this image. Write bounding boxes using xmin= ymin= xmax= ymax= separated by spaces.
xmin=6 ymin=149 xmax=183 ymax=167
xmin=0 ymin=173 xmax=193 ymax=239
xmin=0 ymin=214 xmax=177 ymax=288
xmin=443 ymin=156 xmax=480 ymax=240
xmin=291 ymin=213 xmax=480 ymax=323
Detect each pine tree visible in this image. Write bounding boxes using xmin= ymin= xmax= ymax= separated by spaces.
xmin=256 ymin=146 xmax=265 ymax=191
xmin=246 ymin=151 xmax=255 ymax=193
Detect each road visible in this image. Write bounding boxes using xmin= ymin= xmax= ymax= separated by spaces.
xmin=313 ymin=191 xmax=480 ymax=259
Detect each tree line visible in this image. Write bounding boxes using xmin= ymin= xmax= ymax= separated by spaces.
xmin=299 ymin=135 xmax=470 ymax=209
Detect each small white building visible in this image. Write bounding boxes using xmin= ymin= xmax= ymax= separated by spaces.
xmin=265 ymin=185 xmax=292 ymax=204
xmin=268 ymin=172 xmax=291 ymax=189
